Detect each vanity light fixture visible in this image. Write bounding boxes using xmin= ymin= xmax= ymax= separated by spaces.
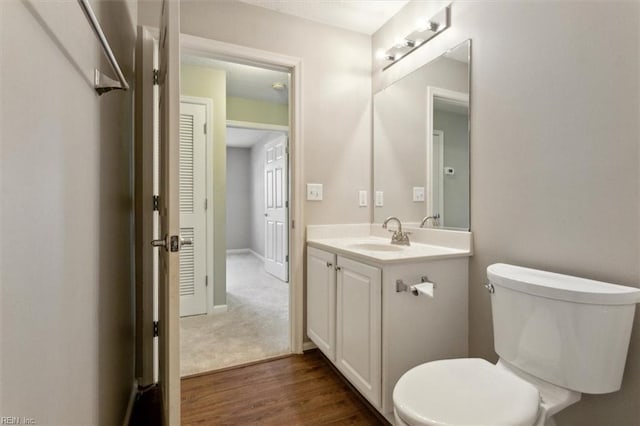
xmin=380 ymin=5 xmax=451 ymax=70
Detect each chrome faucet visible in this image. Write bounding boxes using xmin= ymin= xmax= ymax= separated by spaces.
xmin=382 ymin=216 xmax=411 ymax=246
xmin=420 ymin=214 xmax=440 ymax=228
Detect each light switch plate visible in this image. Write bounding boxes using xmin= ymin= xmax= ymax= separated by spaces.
xmin=375 ymin=191 xmax=384 ymax=207
xmin=307 ymin=183 xmax=323 ymax=201
xmin=359 ymin=190 xmax=367 ymax=207
xmin=413 ymin=187 xmax=425 ymax=202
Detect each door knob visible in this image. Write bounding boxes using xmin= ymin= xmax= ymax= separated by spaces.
xmin=151 ymin=235 xmax=183 ymax=252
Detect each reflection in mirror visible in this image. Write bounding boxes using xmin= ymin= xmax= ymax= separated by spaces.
xmin=373 ymin=40 xmax=470 ymax=230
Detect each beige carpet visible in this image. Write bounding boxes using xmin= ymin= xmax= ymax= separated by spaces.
xmin=180 ymin=252 xmax=290 ymax=376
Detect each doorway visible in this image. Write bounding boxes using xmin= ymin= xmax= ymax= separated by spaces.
xmin=178 ymin=54 xmax=293 ymax=376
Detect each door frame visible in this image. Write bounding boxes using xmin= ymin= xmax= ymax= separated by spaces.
xmin=433 ymin=129 xmax=444 ymax=222
xmin=426 ymin=86 xmax=469 ymax=221
xmin=180 ymin=34 xmax=305 ymax=357
xmin=180 ymin=95 xmax=215 ymax=314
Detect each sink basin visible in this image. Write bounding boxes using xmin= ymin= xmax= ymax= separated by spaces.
xmin=349 ymin=242 xmax=405 ymax=252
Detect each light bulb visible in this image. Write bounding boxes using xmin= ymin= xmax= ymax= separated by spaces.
xmin=416 ymin=18 xmax=428 ymax=32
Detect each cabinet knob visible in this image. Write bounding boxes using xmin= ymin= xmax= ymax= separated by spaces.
xmin=326 ymin=262 xmax=333 ymax=268
xmin=335 ymin=266 xmax=342 ymax=271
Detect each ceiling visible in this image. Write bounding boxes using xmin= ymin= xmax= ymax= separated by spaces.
xmin=237 ymin=0 xmax=410 ymax=35
xmin=182 ymin=55 xmax=290 ymax=104
xmin=227 ymin=127 xmax=287 ymax=148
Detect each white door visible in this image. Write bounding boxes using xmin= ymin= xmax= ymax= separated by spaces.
xmin=134 ymin=26 xmax=157 ymax=388
xmin=306 ymin=247 xmax=336 ymax=361
xmin=264 ymin=134 xmax=288 ymax=281
xmin=336 ymin=256 xmax=382 ymax=408
xmin=179 ymin=101 xmax=207 ymax=317
xmin=157 ymin=0 xmax=181 ymax=423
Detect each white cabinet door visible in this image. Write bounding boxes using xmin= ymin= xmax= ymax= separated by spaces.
xmin=306 ymin=247 xmax=336 ymax=361
xmin=336 ymin=256 xmax=382 ymax=408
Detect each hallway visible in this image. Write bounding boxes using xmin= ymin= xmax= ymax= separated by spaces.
xmin=180 ymin=252 xmax=289 ymax=376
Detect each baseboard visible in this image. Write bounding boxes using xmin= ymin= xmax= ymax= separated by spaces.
xmin=226 ymin=248 xmax=250 ymax=255
xmin=248 ymin=249 xmax=265 ymax=262
xmin=226 ymin=248 xmax=266 ymax=262
xmin=122 ymin=379 xmax=138 ymax=426
xmin=302 ymin=340 xmax=317 ymax=352
xmin=211 ymin=304 xmax=228 ymax=314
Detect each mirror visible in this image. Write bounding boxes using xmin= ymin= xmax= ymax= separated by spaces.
xmin=373 ymin=40 xmax=470 ymax=230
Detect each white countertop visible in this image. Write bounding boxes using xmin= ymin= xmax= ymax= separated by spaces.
xmin=307 ymin=236 xmax=471 ymax=265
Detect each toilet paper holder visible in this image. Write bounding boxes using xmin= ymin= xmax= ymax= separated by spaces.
xmin=396 ymin=276 xmax=436 ymax=295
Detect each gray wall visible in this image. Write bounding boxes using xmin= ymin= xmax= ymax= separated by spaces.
xmin=226 ymin=147 xmax=252 ymax=250
xmin=434 ymin=109 xmax=469 ymax=229
xmin=375 ymin=1 xmax=639 ymax=424
xmin=1 ymin=0 xmax=136 ymax=423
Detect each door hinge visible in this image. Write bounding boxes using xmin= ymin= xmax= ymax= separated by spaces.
xmin=204 ymin=198 xmax=208 ymax=210
xmin=153 ymin=195 xmax=159 ymax=211
xmin=152 ymin=69 xmax=159 ymax=86
xmin=286 ymin=255 xmax=289 ymax=263
xmin=153 ymin=321 xmax=159 ymax=337
xmin=291 ymin=220 xmax=295 ymax=229
xmin=285 ymin=201 xmax=288 ymax=208
xmin=205 ymin=275 xmax=209 ymax=287
xmin=204 ymin=123 xmax=207 ymax=134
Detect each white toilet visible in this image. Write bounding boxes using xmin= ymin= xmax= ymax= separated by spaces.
xmin=393 ymin=263 xmax=640 ymax=426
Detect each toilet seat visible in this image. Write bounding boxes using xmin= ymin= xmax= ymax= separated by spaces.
xmin=393 ymin=358 xmax=541 ymax=426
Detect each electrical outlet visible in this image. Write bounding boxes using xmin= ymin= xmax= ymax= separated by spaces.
xmin=413 ymin=187 xmax=425 ymax=202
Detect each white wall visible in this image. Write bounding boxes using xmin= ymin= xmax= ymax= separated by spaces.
xmin=226 ymin=147 xmax=252 ymax=249
xmin=1 ymin=0 xmax=136 ymax=423
xmin=374 ymin=1 xmax=639 ymax=424
xmin=140 ymin=0 xmax=372 ymax=226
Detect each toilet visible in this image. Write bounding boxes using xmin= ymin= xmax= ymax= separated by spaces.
xmin=393 ymin=263 xmax=640 ymax=426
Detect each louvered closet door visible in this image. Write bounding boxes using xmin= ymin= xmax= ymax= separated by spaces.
xmin=179 ymin=101 xmax=207 ymax=317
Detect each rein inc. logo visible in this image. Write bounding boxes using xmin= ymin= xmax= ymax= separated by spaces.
xmin=0 ymin=418 xmax=36 ymax=425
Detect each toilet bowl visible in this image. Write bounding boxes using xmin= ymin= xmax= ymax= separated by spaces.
xmin=392 ymin=263 xmax=640 ymax=426
xmin=393 ymin=358 xmax=580 ymax=426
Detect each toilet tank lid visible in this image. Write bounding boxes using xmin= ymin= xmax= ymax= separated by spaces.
xmin=487 ymin=263 xmax=640 ymax=305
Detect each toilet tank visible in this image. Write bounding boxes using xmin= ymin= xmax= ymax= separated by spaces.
xmin=487 ymin=263 xmax=640 ymax=394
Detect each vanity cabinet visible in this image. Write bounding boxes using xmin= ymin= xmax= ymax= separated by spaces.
xmin=307 ymin=247 xmax=382 ymax=408
xmin=306 ymin=239 xmax=469 ymax=421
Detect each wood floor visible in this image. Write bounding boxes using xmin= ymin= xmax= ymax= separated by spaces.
xmin=181 ymin=349 xmax=387 ymax=425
